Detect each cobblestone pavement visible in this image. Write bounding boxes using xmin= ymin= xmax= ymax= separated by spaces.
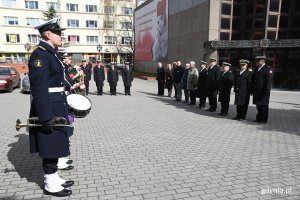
xmin=0 ymin=76 xmax=299 ymax=200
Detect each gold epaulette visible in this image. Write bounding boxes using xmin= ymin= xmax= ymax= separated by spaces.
xmin=38 ymin=46 xmax=46 ymax=51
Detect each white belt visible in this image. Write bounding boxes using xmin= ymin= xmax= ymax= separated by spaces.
xmin=49 ymin=87 xmax=65 ymax=93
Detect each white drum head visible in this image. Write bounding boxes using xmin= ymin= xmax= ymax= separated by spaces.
xmin=67 ymin=94 xmax=91 ymax=111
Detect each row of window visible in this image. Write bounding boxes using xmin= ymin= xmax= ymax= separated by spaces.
xmin=5 ymin=34 xmax=132 ymax=45
xmin=2 ymin=0 xmax=133 ymax=15
xmin=3 ymin=17 xmax=133 ymax=29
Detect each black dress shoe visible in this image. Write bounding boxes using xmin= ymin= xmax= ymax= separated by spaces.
xmin=232 ymin=117 xmax=239 ymax=120
xmin=217 ymin=113 xmax=223 ymax=115
xmin=44 ymin=189 xmax=72 ymax=197
xmin=61 ymin=180 xmax=74 ymax=188
xmin=253 ymin=120 xmax=261 ymax=123
xmin=221 ymin=113 xmax=228 ymax=116
xmin=66 ymin=160 xmax=73 ymax=164
xmin=60 ymin=166 xmax=74 ymax=170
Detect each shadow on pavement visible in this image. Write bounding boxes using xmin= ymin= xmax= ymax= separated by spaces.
xmin=138 ymin=91 xmax=300 ymax=136
xmin=6 ymin=133 xmax=44 ymax=189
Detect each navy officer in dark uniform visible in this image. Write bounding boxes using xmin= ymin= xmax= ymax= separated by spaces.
xmin=28 ymin=18 xmax=73 ymax=197
xmin=233 ymin=59 xmax=252 ymax=121
xmin=252 ymin=56 xmax=273 ymax=123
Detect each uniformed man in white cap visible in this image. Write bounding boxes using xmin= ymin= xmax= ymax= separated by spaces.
xmin=28 ymin=18 xmax=73 ymax=197
xmin=252 ymin=56 xmax=273 ymax=123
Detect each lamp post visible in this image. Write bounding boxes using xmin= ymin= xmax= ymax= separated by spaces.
xmin=24 ymin=42 xmax=31 ymax=64
xmin=96 ymin=44 xmax=102 ymax=61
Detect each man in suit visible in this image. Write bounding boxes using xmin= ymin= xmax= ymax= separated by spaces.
xmin=173 ymin=60 xmax=184 ymax=102
xmin=218 ymin=62 xmax=234 ymax=116
xmin=80 ymin=59 xmax=92 ymax=95
xmin=93 ymin=60 xmax=105 ymax=95
xmin=252 ymin=56 xmax=273 ymax=123
xmin=233 ymin=59 xmax=252 ymax=121
xmin=122 ymin=62 xmax=134 ymax=95
xmin=197 ymin=60 xmax=208 ymax=109
xmin=207 ymin=57 xmax=221 ymax=112
xmin=156 ymin=62 xmax=165 ymax=96
xmin=187 ymin=61 xmax=199 ymax=106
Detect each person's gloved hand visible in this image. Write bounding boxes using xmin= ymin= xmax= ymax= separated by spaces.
xmin=41 ymin=119 xmax=54 ymax=133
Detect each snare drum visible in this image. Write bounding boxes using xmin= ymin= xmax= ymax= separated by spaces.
xmin=67 ymin=94 xmax=92 ymax=118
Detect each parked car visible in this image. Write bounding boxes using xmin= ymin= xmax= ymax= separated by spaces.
xmin=0 ymin=66 xmax=21 ymax=92
xmin=21 ymin=73 xmax=30 ymax=93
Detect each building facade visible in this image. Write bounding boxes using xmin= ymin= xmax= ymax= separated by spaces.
xmin=135 ymin=0 xmax=300 ymax=89
xmin=0 ymin=0 xmax=136 ymax=64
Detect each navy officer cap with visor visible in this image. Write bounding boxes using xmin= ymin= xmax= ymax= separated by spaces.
xmin=34 ymin=18 xmax=65 ymax=34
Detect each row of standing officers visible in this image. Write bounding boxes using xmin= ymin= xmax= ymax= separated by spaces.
xmin=156 ymin=56 xmax=273 ymax=124
xmin=63 ymin=58 xmax=134 ymax=96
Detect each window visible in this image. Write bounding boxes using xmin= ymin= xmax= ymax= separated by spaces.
xmin=4 ymin=16 xmax=18 ymax=25
xmin=254 ymin=18 xmax=264 ymax=29
xmin=2 ymin=0 xmax=16 ymax=7
xmin=46 ymin=2 xmax=58 ymax=9
xmin=104 ymin=21 xmax=114 ymax=29
xmin=269 ymin=0 xmax=280 ymax=12
xmin=86 ymin=20 xmax=97 ymax=28
xmin=104 ymin=6 xmax=114 ymax=14
xmin=28 ymin=34 xmax=40 ymax=43
xmin=221 ymin=18 xmax=231 ymax=29
xmin=104 ymin=36 xmax=116 ymax=44
xmin=67 ymin=3 xmax=78 ymax=12
xmin=121 ymin=22 xmax=132 ymax=29
xmin=68 ymin=35 xmax=80 ymax=44
xmin=220 ymin=32 xmax=230 ymax=40
xmin=280 ymin=0 xmax=290 ymax=13
xmin=25 ymin=1 xmax=38 ymax=9
xmin=6 ymin=34 xmax=20 ymax=43
xmin=121 ymin=7 xmax=132 ymax=15
xmin=267 ymin=31 xmax=276 ymax=39
xmin=122 ymin=37 xmax=132 ymax=45
xmin=86 ymin=5 xmax=97 ymax=12
xmin=222 ymin=3 xmax=231 ymax=15
xmin=27 ymin=18 xmax=39 ymax=26
xmin=268 ymin=15 xmax=278 ymax=28
xmin=87 ymin=36 xmax=98 ymax=44
xmin=67 ymin=19 xmax=79 ymax=27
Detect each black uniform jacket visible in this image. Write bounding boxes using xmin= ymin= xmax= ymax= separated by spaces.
xmin=173 ymin=66 xmax=184 ymax=84
xmin=234 ymin=69 xmax=252 ymax=105
xmin=156 ymin=67 xmax=165 ymax=82
xmin=218 ymin=71 xmax=234 ymax=103
xmin=80 ymin=64 xmax=92 ymax=81
xmin=197 ymin=68 xmax=208 ymax=97
xmin=122 ymin=67 xmax=133 ymax=87
xmin=28 ymin=41 xmax=71 ymax=158
xmin=107 ymin=68 xmax=119 ymax=86
xmin=94 ymin=65 xmax=105 ymax=87
xmin=207 ymin=65 xmax=221 ymax=92
xmin=252 ymin=65 xmax=273 ymax=105
xmin=165 ymin=68 xmax=173 ymax=89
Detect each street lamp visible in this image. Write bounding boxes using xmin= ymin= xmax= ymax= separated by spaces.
xmin=96 ymin=44 xmax=102 ymax=60
xmin=24 ymin=43 xmax=31 ymax=64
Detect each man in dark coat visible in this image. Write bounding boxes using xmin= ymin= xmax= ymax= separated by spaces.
xmin=28 ymin=18 xmax=73 ymax=197
xmin=156 ymin=62 xmax=165 ymax=95
xmin=181 ymin=63 xmax=190 ymax=103
xmin=252 ymin=56 xmax=273 ymax=123
xmin=80 ymin=59 xmax=92 ymax=95
xmin=207 ymin=57 xmax=221 ymax=112
xmin=122 ymin=62 xmax=133 ymax=95
xmin=173 ymin=61 xmax=184 ymax=102
xmin=233 ymin=59 xmax=252 ymax=121
xmin=197 ymin=60 xmax=208 ymax=109
xmin=93 ymin=60 xmax=105 ymax=95
xmin=107 ymin=63 xmax=119 ymax=95
xmin=218 ymin=62 xmax=234 ymax=116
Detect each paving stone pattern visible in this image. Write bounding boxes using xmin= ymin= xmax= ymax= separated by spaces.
xmin=0 ymin=76 xmax=299 ymax=200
